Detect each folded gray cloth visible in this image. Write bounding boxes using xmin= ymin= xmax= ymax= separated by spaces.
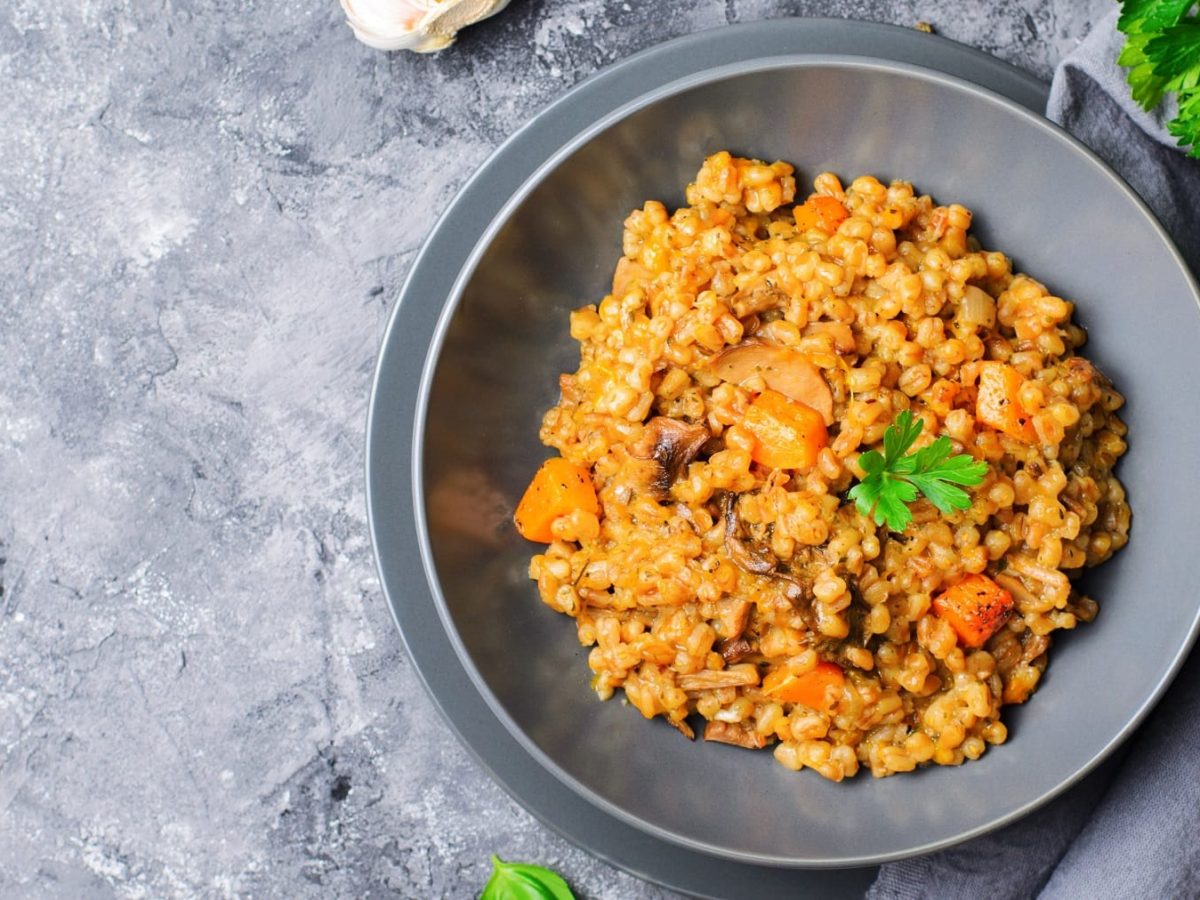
xmin=870 ymin=10 xmax=1200 ymax=899
xmin=1046 ymin=8 xmax=1199 ymax=271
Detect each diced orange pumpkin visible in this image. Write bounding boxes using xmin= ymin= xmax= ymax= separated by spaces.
xmin=763 ymin=661 xmax=845 ymax=709
xmin=513 ymin=457 xmax=599 ymax=543
xmin=742 ymin=389 xmax=828 ymax=470
xmin=932 ymin=573 xmax=1015 ymax=648
xmin=976 ymin=362 xmax=1037 ymax=441
xmin=793 ymin=195 xmax=850 ymax=233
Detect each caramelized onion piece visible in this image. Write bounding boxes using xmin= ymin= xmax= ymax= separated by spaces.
xmin=703 ymin=721 xmax=767 ymax=749
xmin=677 ymin=664 xmax=760 ymax=691
xmin=706 ymin=339 xmax=834 ymax=424
xmin=957 ymin=285 xmax=997 ymax=331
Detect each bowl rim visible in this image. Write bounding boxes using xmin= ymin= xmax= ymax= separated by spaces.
xmin=367 ymin=19 xmax=1200 ymax=878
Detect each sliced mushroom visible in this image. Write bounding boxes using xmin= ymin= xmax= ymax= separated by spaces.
xmin=677 ymin=663 xmax=760 ymax=692
xmin=994 ymin=572 xmax=1045 ymax=615
xmin=716 ymin=636 xmax=754 ymax=665
xmin=703 ymin=721 xmax=768 ymax=749
xmin=1020 ymin=631 xmax=1051 ymax=665
xmin=723 ymin=493 xmax=777 ymax=576
xmin=629 ymin=417 xmax=710 ymax=501
xmin=722 ymin=494 xmax=809 ymax=599
xmin=633 ymin=417 xmax=710 ymax=480
xmin=705 ymin=339 xmax=834 ymax=424
xmin=731 ymin=279 xmax=789 ymax=317
xmin=1005 ymin=554 xmax=1070 ymax=595
xmin=714 ymin=599 xmax=755 ymax=667
xmin=605 ymin=450 xmax=663 ymax=506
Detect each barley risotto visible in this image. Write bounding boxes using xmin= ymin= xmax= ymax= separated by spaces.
xmin=514 ymin=152 xmax=1130 ymax=781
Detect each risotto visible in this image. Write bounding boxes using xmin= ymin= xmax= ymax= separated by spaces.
xmin=514 ymin=152 xmax=1130 ymax=780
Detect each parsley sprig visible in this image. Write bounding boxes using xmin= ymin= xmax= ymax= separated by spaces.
xmin=848 ymin=411 xmax=988 ymax=533
xmin=1118 ymin=0 xmax=1200 ymax=157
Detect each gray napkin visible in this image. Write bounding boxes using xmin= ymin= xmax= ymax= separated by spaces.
xmin=870 ymin=10 xmax=1200 ymax=900
xmin=1046 ymin=8 xmax=1199 ymax=269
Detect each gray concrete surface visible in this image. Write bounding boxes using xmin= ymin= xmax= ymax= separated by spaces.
xmin=0 ymin=0 xmax=1111 ymax=896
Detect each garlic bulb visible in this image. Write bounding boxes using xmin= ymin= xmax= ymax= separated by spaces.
xmin=341 ymin=0 xmax=511 ymax=52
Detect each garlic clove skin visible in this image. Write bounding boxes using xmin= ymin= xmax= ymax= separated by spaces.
xmin=341 ymin=0 xmax=512 ymax=53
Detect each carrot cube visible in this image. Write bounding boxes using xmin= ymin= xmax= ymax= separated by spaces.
xmin=762 ymin=661 xmax=845 ymax=710
xmin=976 ymin=362 xmax=1037 ymax=442
xmin=743 ymin=389 xmax=828 ymax=471
xmin=513 ymin=457 xmax=599 ymax=543
xmin=793 ymin=195 xmax=849 ymax=233
xmin=932 ymin=573 xmax=1015 ymax=648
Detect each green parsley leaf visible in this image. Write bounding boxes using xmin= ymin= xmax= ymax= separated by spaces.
xmin=481 ymin=856 xmax=575 ymax=900
xmin=883 ymin=410 xmax=923 ymax=466
xmin=1119 ymin=0 xmax=1194 ymax=35
xmin=1170 ymin=82 xmax=1200 ymax=145
xmin=1145 ymin=21 xmax=1200 ymax=82
xmin=847 ymin=411 xmax=988 ymax=532
xmin=1118 ymin=0 xmax=1200 ymax=156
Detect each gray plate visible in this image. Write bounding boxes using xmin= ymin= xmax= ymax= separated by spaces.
xmin=366 ymin=18 xmax=1200 ymax=896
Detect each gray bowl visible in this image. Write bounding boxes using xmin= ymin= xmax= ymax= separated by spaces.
xmin=370 ymin=24 xmax=1200 ymax=872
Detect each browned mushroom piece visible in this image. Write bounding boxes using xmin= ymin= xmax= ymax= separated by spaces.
xmin=722 ymin=494 xmax=810 ymax=600
xmin=705 ymin=339 xmax=834 ymax=424
xmin=703 ymin=721 xmax=768 ymax=749
xmin=1020 ymin=631 xmax=1051 ymax=665
xmin=677 ymin=664 xmax=760 ymax=691
xmin=994 ymin=572 xmax=1037 ymax=611
xmin=722 ymin=493 xmax=777 ymax=575
xmin=716 ymin=636 xmax=754 ymax=665
xmin=713 ymin=599 xmax=755 ymax=666
xmin=731 ymin=279 xmax=790 ymax=318
xmin=630 ymin=416 xmax=710 ymax=501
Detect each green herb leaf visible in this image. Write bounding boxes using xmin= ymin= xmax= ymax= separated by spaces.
xmin=847 ymin=412 xmax=988 ymax=532
xmin=882 ymin=409 xmax=924 ymax=465
xmin=1118 ymin=0 xmax=1200 ymax=156
xmin=1169 ymin=83 xmax=1200 ymax=149
xmin=857 ymin=448 xmax=887 ymax=477
xmin=1145 ymin=21 xmax=1200 ymax=82
xmin=481 ymin=856 xmax=575 ymax=900
xmin=1119 ymin=0 xmax=1195 ymax=34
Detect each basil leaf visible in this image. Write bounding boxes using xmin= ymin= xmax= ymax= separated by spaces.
xmin=481 ymin=855 xmax=575 ymax=900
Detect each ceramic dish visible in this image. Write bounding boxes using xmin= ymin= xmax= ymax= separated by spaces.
xmin=366 ymin=18 xmax=1200 ymax=892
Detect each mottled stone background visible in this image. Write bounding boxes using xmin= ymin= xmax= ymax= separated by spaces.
xmin=1 ymin=1 xmax=1111 ymax=897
